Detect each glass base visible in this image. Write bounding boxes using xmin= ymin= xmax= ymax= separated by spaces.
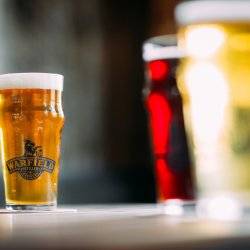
xmin=160 ymin=199 xmax=196 ymax=217
xmin=6 ymin=204 xmax=57 ymax=211
xmin=197 ymin=196 xmax=244 ymax=220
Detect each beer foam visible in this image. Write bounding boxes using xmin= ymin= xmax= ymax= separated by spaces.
xmin=143 ymin=35 xmax=184 ymax=61
xmin=0 ymin=73 xmax=63 ymax=91
xmin=175 ymin=1 xmax=250 ymax=25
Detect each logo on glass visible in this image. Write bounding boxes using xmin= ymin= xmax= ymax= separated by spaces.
xmin=6 ymin=140 xmax=55 ymax=180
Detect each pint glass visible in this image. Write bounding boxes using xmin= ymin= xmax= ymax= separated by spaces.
xmin=176 ymin=1 xmax=250 ymax=217
xmin=0 ymin=73 xmax=64 ymax=210
xmin=143 ymin=35 xmax=195 ymax=206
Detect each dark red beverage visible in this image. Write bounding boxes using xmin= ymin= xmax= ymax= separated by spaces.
xmin=143 ymin=36 xmax=195 ymax=202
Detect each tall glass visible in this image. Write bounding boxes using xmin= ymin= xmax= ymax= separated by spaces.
xmin=176 ymin=0 xmax=250 ymax=218
xmin=143 ymin=35 xmax=195 ymax=209
xmin=0 ymin=73 xmax=64 ymax=210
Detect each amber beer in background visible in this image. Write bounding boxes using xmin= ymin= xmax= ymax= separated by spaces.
xmin=176 ymin=1 xmax=250 ymax=218
xmin=143 ymin=36 xmax=194 ymax=206
xmin=0 ymin=73 xmax=64 ymax=210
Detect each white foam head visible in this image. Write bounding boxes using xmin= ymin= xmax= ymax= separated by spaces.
xmin=175 ymin=0 xmax=250 ymax=26
xmin=143 ymin=35 xmax=184 ymax=61
xmin=0 ymin=73 xmax=63 ymax=91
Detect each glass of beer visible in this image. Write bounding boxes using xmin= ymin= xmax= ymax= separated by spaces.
xmin=0 ymin=73 xmax=64 ymax=210
xmin=143 ymin=35 xmax=195 ymax=211
xmin=175 ymin=0 xmax=250 ymax=219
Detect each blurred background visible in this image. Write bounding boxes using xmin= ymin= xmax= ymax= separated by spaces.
xmin=0 ymin=0 xmax=180 ymax=205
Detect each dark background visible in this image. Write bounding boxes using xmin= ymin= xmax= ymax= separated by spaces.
xmin=0 ymin=0 xmax=180 ymax=205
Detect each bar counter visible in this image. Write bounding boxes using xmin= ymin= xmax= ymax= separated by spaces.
xmin=0 ymin=205 xmax=249 ymax=249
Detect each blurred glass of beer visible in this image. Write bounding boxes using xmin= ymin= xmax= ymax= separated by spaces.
xmin=176 ymin=0 xmax=250 ymax=218
xmin=0 ymin=73 xmax=64 ymax=210
xmin=143 ymin=35 xmax=195 ymax=210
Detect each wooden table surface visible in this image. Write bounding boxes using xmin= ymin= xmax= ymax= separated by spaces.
xmin=0 ymin=204 xmax=249 ymax=250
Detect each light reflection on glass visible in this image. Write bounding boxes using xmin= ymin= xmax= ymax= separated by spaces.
xmin=185 ymin=62 xmax=229 ymax=145
xmin=186 ymin=26 xmax=225 ymax=58
xmin=184 ymin=62 xmax=230 ymax=192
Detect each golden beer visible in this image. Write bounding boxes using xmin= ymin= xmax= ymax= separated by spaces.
xmin=176 ymin=1 xmax=250 ymax=216
xmin=0 ymin=73 xmax=64 ymax=210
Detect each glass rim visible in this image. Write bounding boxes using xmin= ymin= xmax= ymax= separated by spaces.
xmin=0 ymin=73 xmax=63 ymax=91
xmin=143 ymin=35 xmax=184 ymax=61
xmin=175 ymin=0 xmax=250 ymax=26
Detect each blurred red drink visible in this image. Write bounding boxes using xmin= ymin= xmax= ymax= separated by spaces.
xmin=143 ymin=36 xmax=195 ymax=203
